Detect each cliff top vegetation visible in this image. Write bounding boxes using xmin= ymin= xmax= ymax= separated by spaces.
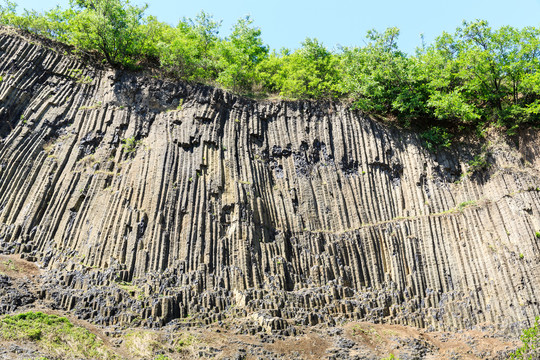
xmin=1 ymin=0 xmax=540 ymax=147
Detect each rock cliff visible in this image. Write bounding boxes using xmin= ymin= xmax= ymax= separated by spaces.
xmin=0 ymin=28 xmax=539 ymax=335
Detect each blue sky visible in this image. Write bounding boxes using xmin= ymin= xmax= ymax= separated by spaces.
xmin=11 ymin=0 xmax=540 ymax=54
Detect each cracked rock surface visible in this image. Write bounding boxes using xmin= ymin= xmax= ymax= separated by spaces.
xmin=0 ymin=27 xmax=539 ymax=344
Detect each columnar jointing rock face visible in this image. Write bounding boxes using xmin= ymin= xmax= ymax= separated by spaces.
xmin=0 ymin=30 xmax=539 ymax=333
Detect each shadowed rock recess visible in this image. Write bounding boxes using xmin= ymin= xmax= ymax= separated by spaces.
xmin=0 ymin=30 xmax=539 ymax=335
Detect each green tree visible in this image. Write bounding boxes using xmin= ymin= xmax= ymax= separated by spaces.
xmin=340 ymin=27 xmax=429 ymax=122
xmin=256 ymin=49 xmax=287 ymax=95
xmin=3 ymin=1 xmax=540 ymax=134
xmin=68 ymin=0 xmax=148 ymax=67
xmin=0 ymin=0 xmax=19 ymax=26
xmin=157 ymin=11 xmax=221 ymax=81
xmin=0 ymin=1 xmax=75 ymax=41
xmin=266 ymin=38 xmax=341 ymax=99
xmin=420 ymin=20 xmax=540 ymax=127
xmin=216 ymin=16 xmax=268 ymax=92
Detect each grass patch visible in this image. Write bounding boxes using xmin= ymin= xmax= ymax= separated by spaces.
xmin=175 ymin=334 xmax=197 ymax=352
xmin=0 ymin=312 xmax=117 ymax=359
xmin=43 ymin=140 xmax=56 ymax=154
xmin=1 ymin=259 xmax=17 ymax=272
xmin=124 ymin=330 xmax=163 ymax=358
xmin=351 ymin=324 xmax=379 ymax=338
xmin=116 ymin=280 xmax=141 ymax=296
xmin=69 ymin=68 xmax=93 ymax=84
xmin=123 ymin=329 xmax=199 ymax=358
xmin=79 ymin=101 xmax=102 ymax=110
xmin=77 ymin=154 xmax=97 ymax=168
xmin=458 ymin=200 xmax=476 ymax=210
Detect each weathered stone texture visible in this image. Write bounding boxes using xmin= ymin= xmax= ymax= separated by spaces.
xmin=0 ymin=30 xmax=539 ymax=333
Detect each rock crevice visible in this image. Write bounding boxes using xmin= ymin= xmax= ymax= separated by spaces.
xmin=0 ymin=30 xmax=539 ymax=334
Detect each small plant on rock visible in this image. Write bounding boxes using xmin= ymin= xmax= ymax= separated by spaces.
xmin=175 ymin=334 xmax=197 ymax=352
xmin=420 ymin=126 xmax=452 ymax=152
xmin=154 ymin=355 xmax=171 ymax=360
xmin=122 ymin=137 xmax=140 ymax=153
xmin=468 ymin=153 xmax=489 ymax=173
xmin=69 ymin=68 xmax=93 ymax=84
xmin=458 ymin=200 xmax=476 ymax=211
xmin=509 ymin=316 xmax=539 ymax=359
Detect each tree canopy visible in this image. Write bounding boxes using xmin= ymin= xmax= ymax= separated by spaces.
xmin=2 ymin=0 xmax=540 ymax=146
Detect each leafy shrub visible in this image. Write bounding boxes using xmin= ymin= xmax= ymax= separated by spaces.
xmin=215 ymin=16 xmax=268 ymax=92
xmin=2 ymin=2 xmax=540 ymax=135
xmin=509 ymin=317 xmax=539 ymax=359
xmin=427 ymin=90 xmax=480 ymax=123
xmin=121 ymin=136 xmax=140 ymax=153
xmin=468 ymin=153 xmax=490 ymax=173
xmin=68 ymin=0 xmax=148 ymax=67
xmin=157 ymin=11 xmax=221 ymax=81
xmin=420 ymin=126 xmax=452 ymax=151
xmin=267 ymin=38 xmax=341 ymax=99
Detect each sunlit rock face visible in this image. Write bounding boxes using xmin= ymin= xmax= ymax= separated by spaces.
xmin=0 ymin=29 xmax=539 ymax=333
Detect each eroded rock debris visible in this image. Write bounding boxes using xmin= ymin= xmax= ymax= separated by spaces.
xmin=0 ymin=28 xmax=539 ymax=351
